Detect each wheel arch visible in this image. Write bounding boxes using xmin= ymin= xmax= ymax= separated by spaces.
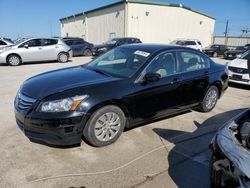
xmin=86 ymin=100 xmax=132 ymax=127
xmin=6 ymin=53 xmax=22 ymax=63
xmin=209 ymin=81 xmax=223 ymax=98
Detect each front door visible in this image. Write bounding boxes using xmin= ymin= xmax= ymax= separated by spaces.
xmin=130 ymin=51 xmax=183 ymax=124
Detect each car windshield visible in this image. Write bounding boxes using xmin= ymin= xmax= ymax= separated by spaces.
xmin=240 ymin=50 xmax=250 ymax=60
xmin=105 ymin=38 xmax=119 ymax=45
xmin=210 ymin=45 xmax=220 ymax=49
xmin=86 ymin=47 xmax=150 ymax=78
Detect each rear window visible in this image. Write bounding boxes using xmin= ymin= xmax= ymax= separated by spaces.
xmin=0 ymin=40 xmax=7 ymax=45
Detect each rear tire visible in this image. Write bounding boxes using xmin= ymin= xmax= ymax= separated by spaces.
xmin=199 ymin=86 xmax=219 ymax=112
xmin=83 ymin=49 xmax=92 ymax=56
xmin=83 ymin=105 xmax=126 ymax=147
xmin=7 ymin=54 xmax=22 ymax=66
xmin=58 ymin=52 xmax=69 ymax=63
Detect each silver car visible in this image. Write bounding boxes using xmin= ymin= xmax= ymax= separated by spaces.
xmin=0 ymin=38 xmax=14 ymax=46
xmin=0 ymin=38 xmax=73 ymax=66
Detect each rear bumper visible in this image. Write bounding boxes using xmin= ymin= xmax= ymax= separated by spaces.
xmin=15 ymin=109 xmax=89 ymax=146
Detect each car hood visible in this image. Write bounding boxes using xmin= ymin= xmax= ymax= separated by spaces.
xmin=214 ymin=109 xmax=250 ymax=179
xmin=93 ymin=44 xmax=114 ymax=49
xmin=228 ymin=58 xmax=248 ymax=69
xmin=21 ymin=66 xmax=120 ymax=100
xmin=0 ymin=45 xmax=15 ymax=52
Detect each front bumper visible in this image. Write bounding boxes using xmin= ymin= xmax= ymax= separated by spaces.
xmin=15 ymin=108 xmax=89 ymax=146
xmin=228 ymin=70 xmax=250 ymax=86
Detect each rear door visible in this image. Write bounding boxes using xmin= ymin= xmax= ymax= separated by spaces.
xmin=176 ymin=50 xmax=210 ymax=108
xmin=41 ymin=39 xmax=59 ymax=60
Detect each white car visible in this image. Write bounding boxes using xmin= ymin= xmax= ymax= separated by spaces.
xmin=0 ymin=38 xmax=13 ymax=46
xmin=227 ymin=50 xmax=250 ymax=85
xmin=171 ymin=39 xmax=202 ymax=51
xmin=0 ymin=38 xmax=73 ymax=66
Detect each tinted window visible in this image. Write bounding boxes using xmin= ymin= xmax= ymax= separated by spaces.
xmin=240 ymin=50 xmax=250 ymax=60
xmin=179 ymin=51 xmax=209 ymax=72
xmin=19 ymin=39 xmax=42 ymax=47
xmin=0 ymin=40 xmax=7 ymax=45
xmin=146 ymin=52 xmax=177 ymax=78
xmin=43 ymin=39 xmax=58 ymax=46
xmin=64 ymin=40 xmax=73 ymax=45
xmin=198 ymin=41 xmax=202 ymax=45
xmin=185 ymin=41 xmax=196 ymax=45
xmin=74 ymin=39 xmax=85 ymax=45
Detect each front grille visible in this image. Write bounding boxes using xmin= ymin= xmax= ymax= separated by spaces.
xmin=15 ymin=93 xmax=36 ymax=110
xmin=228 ymin=66 xmax=248 ymax=74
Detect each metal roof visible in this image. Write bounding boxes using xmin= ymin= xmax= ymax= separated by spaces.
xmin=60 ymin=0 xmax=215 ymax=21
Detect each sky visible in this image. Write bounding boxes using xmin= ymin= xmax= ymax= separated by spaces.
xmin=0 ymin=0 xmax=249 ymax=39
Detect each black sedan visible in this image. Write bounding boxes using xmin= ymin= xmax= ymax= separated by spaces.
xmin=224 ymin=46 xmax=250 ymax=59
xmin=203 ymin=44 xmax=229 ymax=57
xmin=91 ymin=37 xmax=141 ymax=56
xmin=63 ymin=37 xmax=93 ymax=56
xmin=14 ymin=44 xmax=228 ymax=147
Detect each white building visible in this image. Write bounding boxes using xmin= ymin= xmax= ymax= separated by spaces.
xmin=60 ymin=0 xmax=215 ymax=47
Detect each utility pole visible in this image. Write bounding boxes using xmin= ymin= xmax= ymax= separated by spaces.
xmin=224 ymin=20 xmax=229 ymax=45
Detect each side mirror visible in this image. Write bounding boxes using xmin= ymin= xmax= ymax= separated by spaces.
xmin=24 ymin=44 xmax=29 ymax=48
xmin=144 ymin=73 xmax=161 ymax=82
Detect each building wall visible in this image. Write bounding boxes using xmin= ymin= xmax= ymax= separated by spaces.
xmin=60 ymin=14 xmax=87 ymax=39
xmin=126 ymin=3 xmax=215 ymax=47
xmin=86 ymin=4 xmax=125 ymax=44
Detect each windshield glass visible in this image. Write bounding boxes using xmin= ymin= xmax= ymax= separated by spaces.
xmin=86 ymin=47 xmax=150 ymax=78
xmin=210 ymin=45 xmax=220 ymax=48
xmin=105 ymin=38 xmax=119 ymax=45
xmin=240 ymin=50 xmax=250 ymax=60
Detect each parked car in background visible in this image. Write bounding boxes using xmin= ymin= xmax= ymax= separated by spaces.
xmin=210 ymin=108 xmax=250 ymax=188
xmin=91 ymin=37 xmax=142 ymax=56
xmin=227 ymin=50 xmax=250 ymax=85
xmin=203 ymin=44 xmax=228 ymax=57
xmin=170 ymin=39 xmax=202 ymax=51
xmin=0 ymin=38 xmax=72 ymax=66
xmin=62 ymin=37 xmax=93 ymax=56
xmin=14 ymin=44 xmax=228 ymax=147
xmin=245 ymin=44 xmax=250 ymax=47
xmin=0 ymin=38 xmax=14 ymax=46
xmin=224 ymin=46 xmax=250 ymax=59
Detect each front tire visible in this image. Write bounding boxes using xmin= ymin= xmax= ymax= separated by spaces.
xmin=83 ymin=105 xmax=126 ymax=147
xmin=7 ymin=54 xmax=22 ymax=66
xmin=58 ymin=52 xmax=69 ymax=63
xmin=199 ymin=86 xmax=219 ymax=112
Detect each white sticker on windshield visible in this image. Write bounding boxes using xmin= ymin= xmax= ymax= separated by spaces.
xmin=134 ymin=50 xmax=150 ymax=57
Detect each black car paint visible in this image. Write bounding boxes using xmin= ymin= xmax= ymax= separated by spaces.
xmin=224 ymin=46 xmax=250 ymax=59
xmin=14 ymin=45 xmax=228 ymax=146
xmin=203 ymin=45 xmax=228 ymax=57
xmin=91 ymin=37 xmax=142 ymax=56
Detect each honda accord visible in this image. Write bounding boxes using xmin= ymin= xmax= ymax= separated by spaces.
xmin=14 ymin=44 xmax=228 ymax=147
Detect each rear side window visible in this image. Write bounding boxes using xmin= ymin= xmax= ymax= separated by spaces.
xmin=185 ymin=41 xmax=196 ymax=45
xmin=43 ymin=39 xmax=58 ymax=46
xmin=198 ymin=41 xmax=202 ymax=45
xmin=0 ymin=40 xmax=7 ymax=45
xmin=64 ymin=40 xmax=73 ymax=45
xmin=74 ymin=39 xmax=85 ymax=45
xmin=179 ymin=51 xmax=209 ymax=72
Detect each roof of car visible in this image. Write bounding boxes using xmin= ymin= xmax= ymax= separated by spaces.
xmin=121 ymin=43 xmax=196 ymax=53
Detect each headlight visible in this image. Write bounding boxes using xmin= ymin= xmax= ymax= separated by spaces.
xmin=99 ymin=47 xmax=108 ymax=51
xmin=39 ymin=95 xmax=88 ymax=112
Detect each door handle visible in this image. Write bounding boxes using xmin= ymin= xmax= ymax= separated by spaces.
xmin=55 ymin=46 xmax=59 ymax=48
xmin=171 ymin=78 xmax=181 ymax=84
xmin=38 ymin=48 xmax=43 ymax=50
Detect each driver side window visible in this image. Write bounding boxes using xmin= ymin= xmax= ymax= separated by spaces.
xmin=146 ymin=52 xmax=177 ymax=78
xmin=19 ymin=39 xmax=42 ymax=48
